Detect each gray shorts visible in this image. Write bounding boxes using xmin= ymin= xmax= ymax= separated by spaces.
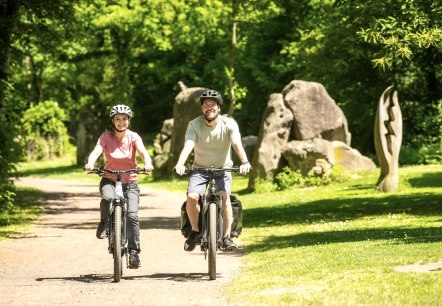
xmin=187 ymin=171 xmax=232 ymax=198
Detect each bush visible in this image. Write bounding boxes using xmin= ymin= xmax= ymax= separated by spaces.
xmin=400 ymin=144 xmax=442 ymax=165
xmin=0 ymin=184 xmax=16 ymax=214
xmin=21 ymin=100 xmax=71 ymax=160
xmin=274 ymin=165 xmax=350 ymax=190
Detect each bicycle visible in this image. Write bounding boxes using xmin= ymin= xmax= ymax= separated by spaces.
xmin=87 ymin=167 xmax=147 ymax=282
xmin=184 ymin=166 xmax=241 ymax=280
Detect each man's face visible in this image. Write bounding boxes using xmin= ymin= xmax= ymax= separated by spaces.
xmin=201 ymin=99 xmax=220 ymax=122
xmin=112 ymin=114 xmax=130 ymax=131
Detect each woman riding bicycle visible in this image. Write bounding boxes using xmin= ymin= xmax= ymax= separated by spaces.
xmin=174 ymin=89 xmax=251 ymax=252
xmin=84 ymin=104 xmax=154 ymax=269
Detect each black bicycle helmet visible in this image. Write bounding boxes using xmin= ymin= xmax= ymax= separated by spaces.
xmin=109 ymin=104 xmax=133 ymax=118
xmin=199 ymin=89 xmax=223 ymax=105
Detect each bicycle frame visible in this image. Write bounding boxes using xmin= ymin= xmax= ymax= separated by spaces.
xmin=87 ymin=167 xmax=144 ymax=282
xmin=186 ymin=166 xmax=240 ymax=280
xmin=107 ymin=175 xmax=129 ymax=265
xmin=200 ymin=173 xmax=223 ymax=254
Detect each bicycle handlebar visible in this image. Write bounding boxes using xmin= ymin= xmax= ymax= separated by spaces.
xmin=184 ymin=167 xmax=240 ymax=174
xmin=85 ymin=167 xmax=149 ymax=176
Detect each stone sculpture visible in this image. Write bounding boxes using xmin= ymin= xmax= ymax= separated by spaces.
xmin=374 ymin=86 xmax=402 ymax=192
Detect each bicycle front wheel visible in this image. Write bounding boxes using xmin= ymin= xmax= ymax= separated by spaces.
xmin=208 ymin=202 xmax=217 ymax=280
xmin=113 ymin=205 xmax=123 ymax=282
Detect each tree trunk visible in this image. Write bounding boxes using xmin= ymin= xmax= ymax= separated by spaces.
xmin=0 ymin=0 xmax=19 ymax=104
xmin=227 ymin=1 xmax=239 ymax=116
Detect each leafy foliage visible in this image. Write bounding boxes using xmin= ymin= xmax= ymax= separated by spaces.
xmin=21 ymin=100 xmax=71 ymax=160
xmin=7 ymin=0 xmax=442 ymax=158
xmin=0 ymin=79 xmax=23 ymax=210
xmin=274 ymin=165 xmax=350 ymax=190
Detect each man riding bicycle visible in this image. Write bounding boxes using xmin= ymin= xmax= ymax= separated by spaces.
xmin=174 ymin=89 xmax=251 ymax=252
xmin=84 ymin=104 xmax=154 ymax=268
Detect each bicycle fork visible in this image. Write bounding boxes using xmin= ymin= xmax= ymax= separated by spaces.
xmin=107 ymin=183 xmax=128 ymax=264
xmin=201 ymin=194 xmax=223 ymax=257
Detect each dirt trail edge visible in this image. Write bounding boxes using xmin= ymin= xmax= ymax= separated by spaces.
xmin=0 ymin=177 xmax=244 ymax=306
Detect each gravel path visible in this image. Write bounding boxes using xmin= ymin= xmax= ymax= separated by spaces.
xmin=0 ymin=177 xmax=243 ymax=305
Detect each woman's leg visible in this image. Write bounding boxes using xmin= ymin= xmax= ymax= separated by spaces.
xmin=126 ymin=183 xmax=141 ymax=252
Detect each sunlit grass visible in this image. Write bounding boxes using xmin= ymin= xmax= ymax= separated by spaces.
xmin=227 ymin=164 xmax=442 ymax=305
xmin=0 ymin=187 xmax=43 ymax=240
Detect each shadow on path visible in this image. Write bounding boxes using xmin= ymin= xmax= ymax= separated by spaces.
xmin=35 ymin=272 xmax=213 ymax=283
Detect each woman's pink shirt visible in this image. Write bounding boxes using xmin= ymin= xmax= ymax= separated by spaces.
xmin=97 ymin=130 xmax=143 ymax=183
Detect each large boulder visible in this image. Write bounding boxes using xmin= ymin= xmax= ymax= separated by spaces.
xmin=153 ymin=118 xmax=174 ymax=170
xmin=248 ymin=93 xmax=293 ymax=189
xmin=282 ymin=139 xmax=376 ymax=176
xmin=332 ymin=141 xmax=376 ymax=172
xmin=170 ymin=87 xmax=206 ymax=159
xmin=282 ymin=138 xmax=334 ymax=176
xmin=241 ymin=135 xmax=258 ymax=162
xmin=283 ymin=80 xmax=351 ymax=144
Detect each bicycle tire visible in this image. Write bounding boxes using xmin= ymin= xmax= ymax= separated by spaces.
xmin=208 ymin=202 xmax=217 ymax=280
xmin=113 ymin=205 xmax=123 ymax=282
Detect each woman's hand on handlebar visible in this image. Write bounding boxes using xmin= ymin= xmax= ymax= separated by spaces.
xmin=144 ymin=164 xmax=154 ymax=173
xmin=174 ymin=164 xmax=186 ymax=176
xmin=84 ymin=164 xmax=94 ymax=171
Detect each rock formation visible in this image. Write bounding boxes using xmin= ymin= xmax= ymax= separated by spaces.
xmin=248 ymin=80 xmax=375 ymax=190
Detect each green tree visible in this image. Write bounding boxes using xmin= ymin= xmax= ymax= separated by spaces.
xmin=260 ymin=0 xmax=441 ymax=155
xmin=0 ymin=0 xmax=75 ymax=209
xmin=353 ymin=0 xmax=442 ymax=151
xmin=21 ymin=100 xmax=70 ymax=160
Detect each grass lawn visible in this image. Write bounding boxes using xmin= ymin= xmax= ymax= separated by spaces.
xmin=227 ymin=165 xmax=442 ymax=305
xmin=12 ymin=159 xmax=442 ymax=304
xmin=0 ymin=187 xmax=43 ymax=240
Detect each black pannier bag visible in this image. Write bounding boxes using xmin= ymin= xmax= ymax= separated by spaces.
xmin=180 ymin=194 xmax=243 ymax=238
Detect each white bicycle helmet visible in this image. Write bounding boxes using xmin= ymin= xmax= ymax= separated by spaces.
xmin=109 ymin=104 xmax=133 ymax=118
xmin=199 ymin=89 xmax=223 ymax=105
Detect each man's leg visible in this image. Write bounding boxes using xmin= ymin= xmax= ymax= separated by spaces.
xmin=186 ymin=192 xmax=200 ymax=232
xmin=184 ymin=172 xmax=206 ymax=251
xmin=218 ymin=172 xmax=237 ymax=251
xmin=220 ymin=190 xmax=233 ymax=236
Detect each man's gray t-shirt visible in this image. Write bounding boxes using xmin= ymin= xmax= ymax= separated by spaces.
xmin=185 ymin=115 xmax=240 ymax=168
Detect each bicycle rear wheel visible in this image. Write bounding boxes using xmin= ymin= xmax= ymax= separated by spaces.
xmin=208 ymin=202 xmax=217 ymax=280
xmin=113 ymin=205 xmax=123 ymax=282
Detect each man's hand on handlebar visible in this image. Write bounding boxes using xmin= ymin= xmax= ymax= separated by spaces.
xmin=174 ymin=164 xmax=186 ymax=176
xmin=239 ymin=161 xmax=252 ymax=175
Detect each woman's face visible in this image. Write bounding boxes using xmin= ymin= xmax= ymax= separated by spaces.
xmin=112 ymin=114 xmax=130 ymax=132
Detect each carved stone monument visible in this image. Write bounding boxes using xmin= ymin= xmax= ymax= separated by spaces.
xmin=374 ymin=86 xmax=402 ymax=192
